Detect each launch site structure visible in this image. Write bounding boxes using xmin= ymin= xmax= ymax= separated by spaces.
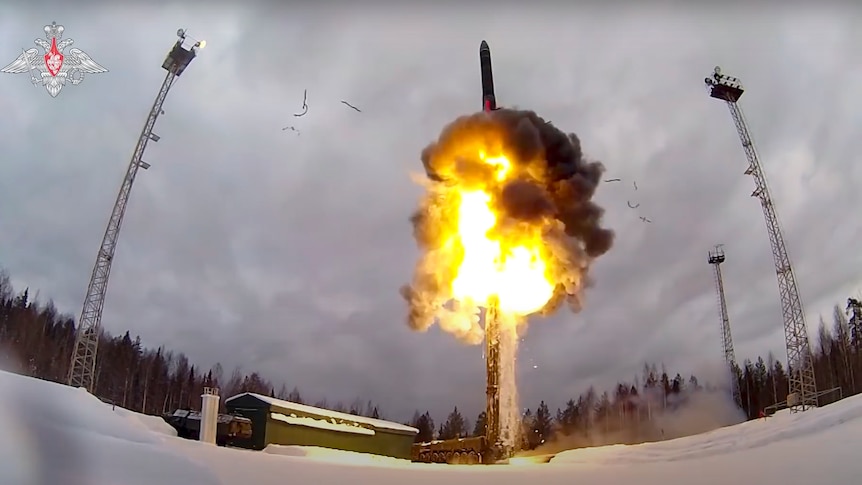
xmin=484 ymin=304 xmax=505 ymax=462
xmin=479 ymin=39 xmax=509 ymax=462
xmin=68 ymin=30 xmax=203 ymax=392
xmin=705 ymin=67 xmax=818 ymax=412
xmin=707 ymin=245 xmax=741 ymax=408
xmin=410 ymin=40 xmax=513 ymax=465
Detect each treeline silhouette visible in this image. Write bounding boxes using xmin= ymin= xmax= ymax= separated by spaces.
xmin=0 ymin=269 xmax=384 ymax=419
xmin=2 ymin=268 xmax=861 ymax=453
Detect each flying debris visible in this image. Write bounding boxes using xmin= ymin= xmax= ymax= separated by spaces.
xmin=626 ymin=201 xmax=640 ymax=209
xmin=639 ymin=216 xmax=652 ymax=223
xmin=341 ymin=100 xmax=361 ymax=112
xmin=604 ymin=178 xmax=621 ymax=183
xmin=633 ymin=181 xmax=638 ymax=191
xmin=293 ymin=89 xmax=308 ymax=117
xmin=282 ymin=126 xmax=300 ymax=135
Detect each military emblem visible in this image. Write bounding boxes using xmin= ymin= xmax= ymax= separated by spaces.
xmin=1 ymin=22 xmax=108 ymax=98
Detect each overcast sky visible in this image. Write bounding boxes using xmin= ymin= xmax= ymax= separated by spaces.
xmin=1 ymin=3 xmax=861 ymax=423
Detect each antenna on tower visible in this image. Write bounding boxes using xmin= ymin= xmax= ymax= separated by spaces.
xmin=67 ymin=31 xmax=204 ymax=392
xmin=707 ymin=244 xmax=741 ymax=409
xmin=705 ymin=67 xmax=818 ymax=412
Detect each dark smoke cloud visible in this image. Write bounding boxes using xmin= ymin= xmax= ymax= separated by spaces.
xmin=499 ymin=180 xmax=555 ymax=221
xmin=403 ymin=108 xmax=615 ymax=330
xmin=421 ymin=108 xmax=614 ymax=257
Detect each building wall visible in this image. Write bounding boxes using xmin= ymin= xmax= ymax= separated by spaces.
xmin=225 ymin=394 xmax=416 ymax=458
xmin=264 ymin=402 xmax=415 ymax=459
xmin=264 ymin=418 xmax=414 ymax=459
xmin=225 ymin=402 xmax=268 ymax=450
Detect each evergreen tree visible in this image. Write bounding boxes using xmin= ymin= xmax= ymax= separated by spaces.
xmin=520 ymin=408 xmax=533 ymax=450
xmin=532 ymin=401 xmax=553 ymax=448
xmin=556 ymin=398 xmax=578 ymax=435
xmin=440 ymin=407 xmax=466 ymax=440
xmin=287 ymin=387 xmax=303 ymax=404
xmin=688 ymin=375 xmax=700 ymax=390
xmin=473 ymin=411 xmax=487 ymax=437
xmin=410 ymin=411 xmax=434 ymax=443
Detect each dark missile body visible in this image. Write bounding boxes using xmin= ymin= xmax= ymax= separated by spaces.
xmin=480 ymin=40 xmax=497 ymax=112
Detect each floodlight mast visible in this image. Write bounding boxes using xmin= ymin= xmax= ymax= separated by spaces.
xmin=704 ymin=66 xmax=818 ymax=412
xmin=707 ymin=245 xmax=741 ymax=409
xmin=67 ymin=30 xmax=204 ymax=392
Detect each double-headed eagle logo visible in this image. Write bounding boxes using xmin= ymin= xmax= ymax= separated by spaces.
xmin=2 ymin=22 xmax=108 ymax=98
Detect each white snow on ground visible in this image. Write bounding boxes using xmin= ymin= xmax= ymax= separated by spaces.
xmin=550 ymin=400 xmax=862 ymax=465
xmin=2 ymin=369 xmax=862 ymax=485
xmin=110 ymin=404 xmax=178 ymax=437
xmin=264 ymin=444 xmax=409 ymax=466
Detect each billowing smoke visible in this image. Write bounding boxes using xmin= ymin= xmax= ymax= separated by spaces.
xmin=401 ymin=108 xmax=614 ymax=342
xmin=523 ymin=387 xmax=747 ymax=458
xmin=522 ymin=363 xmax=748 ymax=458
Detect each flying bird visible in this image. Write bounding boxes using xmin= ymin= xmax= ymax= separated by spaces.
xmin=341 ymin=100 xmax=361 ymax=112
xmin=604 ymin=178 xmax=621 ymax=183
xmin=639 ymin=216 xmax=652 ymax=223
xmin=293 ymin=89 xmax=308 ymax=117
xmin=282 ymin=126 xmax=300 ymax=135
xmin=627 ymin=201 xmax=640 ymax=209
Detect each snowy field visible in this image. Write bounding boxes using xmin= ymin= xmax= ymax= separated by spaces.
xmin=2 ymin=369 xmax=861 ymax=485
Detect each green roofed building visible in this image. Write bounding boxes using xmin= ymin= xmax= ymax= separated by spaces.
xmin=224 ymin=392 xmax=418 ymax=459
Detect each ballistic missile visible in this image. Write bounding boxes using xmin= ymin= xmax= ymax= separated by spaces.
xmin=480 ymin=40 xmax=497 ymax=112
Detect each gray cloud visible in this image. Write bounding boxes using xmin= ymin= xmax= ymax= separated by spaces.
xmin=1 ymin=4 xmax=861 ymax=422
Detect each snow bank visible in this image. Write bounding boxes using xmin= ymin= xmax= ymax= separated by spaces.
xmin=551 ymin=393 xmax=862 ymax=465
xmin=264 ymin=444 xmax=409 ymax=466
xmin=110 ymin=405 xmax=178 ymax=437
xmin=0 ymin=370 xmax=160 ymax=446
xmin=4 ymin=370 xmax=862 ymax=485
xmin=0 ymin=370 xmax=220 ymax=485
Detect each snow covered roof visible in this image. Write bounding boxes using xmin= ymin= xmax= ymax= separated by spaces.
xmin=225 ymin=392 xmax=418 ymax=435
xmin=169 ymin=409 xmax=248 ymax=424
xmin=270 ymin=413 xmax=376 ymax=436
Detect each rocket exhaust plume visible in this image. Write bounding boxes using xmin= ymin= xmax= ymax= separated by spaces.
xmin=401 ymin=108 xmax=615 ymax=344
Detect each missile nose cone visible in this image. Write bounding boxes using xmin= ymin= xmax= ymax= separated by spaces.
xmin=480 ymin=40 xmax=489 ymax=51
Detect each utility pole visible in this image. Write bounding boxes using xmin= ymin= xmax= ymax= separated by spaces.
xmin=68 ymin=30 xmax=205 ymax=392
xmin=705 ymin=66 xmax=818 ymax=412
xmin=707 ymin=244 xmax=741 ymax=409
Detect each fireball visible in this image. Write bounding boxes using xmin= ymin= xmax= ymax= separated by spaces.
xmin=450 ymin=177 xmax=554 ymax=317
xmin=402 ymin=109 xmax=613 ymax=343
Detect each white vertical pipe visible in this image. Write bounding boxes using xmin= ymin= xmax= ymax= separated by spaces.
xmin=200 ymin=387 xmax=220 ymax=444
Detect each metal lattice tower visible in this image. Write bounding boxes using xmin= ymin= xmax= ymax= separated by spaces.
xmin=707 ymin=245 xmax=741 ymax=408
xmin=705 ymin=66 xmax=818 ymax=412
xmin=68 ymin=30 xmax=204 ymax=392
